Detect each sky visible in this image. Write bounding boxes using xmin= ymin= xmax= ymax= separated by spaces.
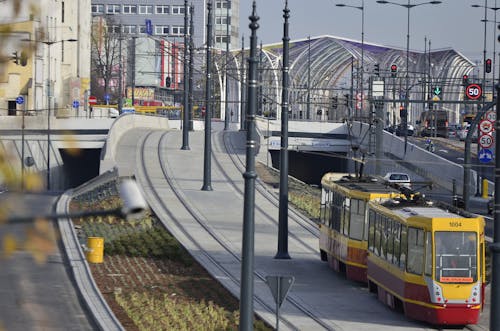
xmin=238 ymin=0 xmax=499 ymax=65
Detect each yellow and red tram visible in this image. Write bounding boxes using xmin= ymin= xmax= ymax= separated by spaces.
xmin=319 ymin=173 xmax=401 ymax=282
xmin=366 ymin=198 xmax=485 ymax=325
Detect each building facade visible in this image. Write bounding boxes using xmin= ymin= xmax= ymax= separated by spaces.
xmin=0 ymin=0 xmax=91 ymax=117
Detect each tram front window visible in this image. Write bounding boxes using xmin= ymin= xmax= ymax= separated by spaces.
xmin=435 ymin=231 xmax=477 ymax=283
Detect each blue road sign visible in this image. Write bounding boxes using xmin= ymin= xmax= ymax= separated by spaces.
xmin=145 ymin=19 xmax=153 ymax=35
xmin=16 ymin=96 xmax=24 ymax=104
xmin=72 ymin=100 xmax=80 ymax=108
xmin=479 ymin=148 xmax=494 ymax=163
xmin=104 ymin=94 xmax=110 ymax=102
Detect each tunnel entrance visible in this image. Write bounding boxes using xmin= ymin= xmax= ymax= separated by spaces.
xmin=59 ymin=148 xmax=101 ymax=189
xmin=270 ymin=150 xmax=348 ymax=185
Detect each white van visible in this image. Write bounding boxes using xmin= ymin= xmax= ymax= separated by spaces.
xmin=383 ymin=172 xmax=411 ymax=188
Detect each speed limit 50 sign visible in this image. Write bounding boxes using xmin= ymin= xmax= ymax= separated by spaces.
xmin=465 ymin=83 xmax=483 ymax=100
xmin=479 ymin=133 xmax=494 ymax=148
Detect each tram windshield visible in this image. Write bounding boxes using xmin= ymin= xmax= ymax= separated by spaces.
xmin=435 ymin=231 xmax=477 ymax=283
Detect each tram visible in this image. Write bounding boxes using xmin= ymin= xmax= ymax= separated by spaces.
xmin=366 ymin=196 xmax=485 ymax=325
xmin=319 ymin=173 xmax=401 ymax=282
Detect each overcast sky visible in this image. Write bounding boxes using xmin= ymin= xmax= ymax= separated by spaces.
xmin=238 ymin=0 xmax=498 ymax=64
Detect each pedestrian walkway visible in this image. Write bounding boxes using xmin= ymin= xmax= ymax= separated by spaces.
xmin=132 ymin=127 xmax=487 ymax=331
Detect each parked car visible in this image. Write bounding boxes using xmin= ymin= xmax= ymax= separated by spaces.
xmin=383 ymin=172 xmax=411 ymax=188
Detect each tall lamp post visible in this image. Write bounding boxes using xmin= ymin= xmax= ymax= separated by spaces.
xmin=23 ymin=38 xmax=77 ymax=190
xmin=336 ymin=1 xmax=365 ymax=119
xmin=202 ymin=1 xmax=213 ymax=191
xmin=376 ymin=0 xmax=441 ymax=154
xmin=181 ymin=0 xmax=190 ymax=150
xmin=275 ymin=0 xmax=291 ymax=260
xmin=224 ymin=0 xmax=231 ymax=130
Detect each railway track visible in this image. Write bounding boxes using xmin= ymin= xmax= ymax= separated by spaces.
xmin=134 ymin=130 xmax=333 ymax=330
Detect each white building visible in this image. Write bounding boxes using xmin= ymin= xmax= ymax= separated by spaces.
xmin=0 ymin=0 xmax=91 ymax=117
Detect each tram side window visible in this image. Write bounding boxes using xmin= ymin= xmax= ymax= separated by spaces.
xmin=331 ymin=192 xmax=343 ymax=231
xmin=392 ymin=223 xmax=401 ymax=266
xmin=407 ymin=227 xmax=424 ymax=275
xmin=374 ymin=214 xmax=382 ymax=256
xmin=400 ymin=226 xmax=407 ymax=270
xmin=425 ymin=231 xmax=432 ymax=276
xmin=368 ymin=210 xmax=376 ymax=252
xmin=349 ymin=199 xmax=365 ymax=240
xmin=342 ymin=198 xmax=351 ymax=236
xmin=320 ymin=189 xmax=328 ymax=224
xmin=380 ymin=216 xmax=388 ymax=259
xmin=386 ymin=218 xmax=394 ymax=263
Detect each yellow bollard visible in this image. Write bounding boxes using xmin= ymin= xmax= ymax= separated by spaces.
xmin=482 ymin=179 xmax=489 ymax=199
xmin=86 ymin=237 xmax=104 ymax=263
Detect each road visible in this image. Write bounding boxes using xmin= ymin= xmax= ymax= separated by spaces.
xmin=0 ymin=192 xmax=96 ymax=331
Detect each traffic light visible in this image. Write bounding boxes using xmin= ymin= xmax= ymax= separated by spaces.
xmin=165 ymin=76 xmax=171 ymax=87
xmin=344 ymin=94 xmax=350 ymax=106
xmin=12 ymin=51 xmax=18 ymax=65
xmin=331 ymin=96 xmax=338 ymax=109
xmin=390 ymin=64 xmax=397 ymax=78
xmin=374 ymin=63 xmax=380 ymax=77
xmin=19 ymin=51 xmax=27 ymax=66
xmin=486 ymin=58 xmax=492 ymax=73
xmin=462 ymin=74 xmax=469 ymax=85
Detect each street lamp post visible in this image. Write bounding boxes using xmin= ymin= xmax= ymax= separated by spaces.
xmin=275 ymin=0 xmax=291 ymax=260
xmin=202 ymin=1 xmax=213 ymax=191
xmin=336 ymin=1 xmax=365 ymax=120
xmin=181 ymin=0 xmax=190 ymax=150
xmin=224 ymin=0 xmax=231 ymax=130
xmin=377 ymin=0 xmax=441 ymax=154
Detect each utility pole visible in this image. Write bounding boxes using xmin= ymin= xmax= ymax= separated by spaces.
xmin=188 ymin=4 xmax=194 ymax=131
xmin=240 ymin=4 xmax=259 ymax=330
xmin=224 ymin=0 xmax=231 ymax=130
xmin=181 ymin=0 xmax=190 ymax=150
xmin=276 ymin=0 xmax=291 ymax=260
xmin=240 ymin=36 xmax=245 ymax=130
xmin=202 ymin=1 xmax=213 ymax=191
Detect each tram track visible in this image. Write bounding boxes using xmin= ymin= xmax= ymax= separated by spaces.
xmin=135 ymin=130 xmax=333 ymax=330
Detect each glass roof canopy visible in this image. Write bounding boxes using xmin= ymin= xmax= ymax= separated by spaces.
xmin=225 ymin=35 xmax=475 ymax=125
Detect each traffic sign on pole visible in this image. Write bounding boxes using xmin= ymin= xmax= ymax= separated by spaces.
xmin=486 ymin=110 xmax=496 ymax=123
xmin=478 ymin=148 xmax=494 ymax=163
xmin=465 ymin=83 xmax=483 ymax=100
xmin=88 ymin=95 xmax=97 ymax=105
xmin=16 ymin=96 xmax=24 ymax=104
xmin=479 ymin=119 xmax=494 ymax=134
xmin=479 ymin=134 xmax=494 ymax=148
xmin=72 ymin=100 xmax=80 ymax=108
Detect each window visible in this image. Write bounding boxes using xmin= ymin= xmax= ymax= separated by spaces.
xmin=171 ymin=26 xmax=185 ymax=36
xmin=107 ymin=4 xmax=121 ymax=14
xmin=349 ymin=199 xmax=364 ymax=240
xmin=216 ymin=16 xmax=229 ymax=25
xmin=172 ymin=5 xmax=185 ymax=15
xmin=342 ymin=198 xmax=350 ymax=236
xmin=216 ymin=1 xmax=230 ymax=9
xmin=400 ymin=226 xmax=407 ymax=269
xmin=123 ymin=25 xmax=137 ymax=34
xmin=435 ymin=231 xmax=477 ymax=283
xmin=92 ymin=4 xmax=104 ymax=14
xmin=123 ymin=5 xmax=137 ymax=14
xmin=156 ymin=5 xmax=169 ymax=14
xmin=374 ymin=214 xmax=382 ymax=256
xmin=425 ymin=231 xmax=432 ymax=276
xmin=368 ymin=210 xmax=376 ymax=252
xmin=407 ymin=227 xmax=424 ymax=275
xmin=139 ymin=5 xmax=153 ymax=14
xmin=215 ymin=36 xmax=228 ymax=44
xmin=155 ymin=25 xmax=169 ymax=35
xmin=385 ymin=219 xmax=394 ymax=262
xmin=109 ymin=25 xmax=121 ymax=34
xmin=392 ymin=223 xmax=401 ymax=266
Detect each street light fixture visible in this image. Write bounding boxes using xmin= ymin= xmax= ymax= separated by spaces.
xmin=5 ymin=178 xmax=147 ymax=223
xmin=336 ymin=1 xmax=365 ymax=120
xmin=376 ymin=0 xmax=441 ymax=154
xmin=22 ymin=38 xmax=77 ymax=190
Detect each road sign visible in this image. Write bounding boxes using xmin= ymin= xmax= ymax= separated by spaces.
xmin=479 ymin=119 xmax=494 ymax=134
xmin=16 ymin=96 xmax=24 ymax=104
xmin=145 ymin=19 xmax=153 ymax=35
xmin=104 ymin=94 xmax=110 ymax=102
xmin=88 ymin=95 xmax=97 ymax=105
xmin=479 ymin=133 xmax=494 ymax=148
xmin=72 ymin=100 xmax=80 ymax=108
xmin=266 ymin=275 xmax=294 ymax=308
xmin=433 ymin=86 xmax=442 ymax=96
xmin=486 ymin=110 xmax=496 ymax=123
xmin=465 ymin=83 xmax=483 ymax=100
xmin=432 ymin=95 xmax=440 ymax=101
xmin=479 ymin=148 xmax=494 ymax=163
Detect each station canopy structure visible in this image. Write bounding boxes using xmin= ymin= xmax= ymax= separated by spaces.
xmin=224 ymin=35 xmax=475 ymax=125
